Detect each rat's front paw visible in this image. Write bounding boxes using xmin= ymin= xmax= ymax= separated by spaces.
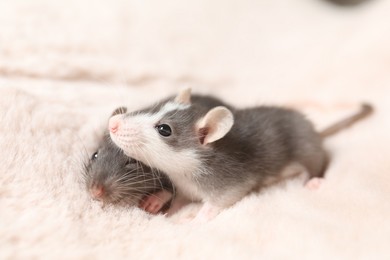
xmin=139 ymin=190 xmax=173 ymax=214
xmin=190 ymin=202 xmax=222 ymax=224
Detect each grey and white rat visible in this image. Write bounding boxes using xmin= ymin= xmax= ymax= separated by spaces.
xmin=83 ymin=107 xmax=174 ymax=214
xmin=108 ymin=89 xmax=373 ymax=221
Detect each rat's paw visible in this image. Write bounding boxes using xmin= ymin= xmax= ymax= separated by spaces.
xmin=190 ymin=202 xmax=222 ymax=224
xmin=139 ymin=195 xmax=164 ymax=214
xmin=176 ymin=215 xmax=196 ymax=224
xmin=139 ymin=190 xmax=173 ymax=215
xmin=175 ymin=212 xmax=209 ymax=224
xmin=305 ymin=177 xmax=324 ymax=190
xmin=171 ymin=203 xmax=219 ymax=224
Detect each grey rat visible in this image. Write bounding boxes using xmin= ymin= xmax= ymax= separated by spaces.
xmin=83 ymin=107 xmax=174 ymax=214
xmin=108 ymin=89 xmax=373 ymax=221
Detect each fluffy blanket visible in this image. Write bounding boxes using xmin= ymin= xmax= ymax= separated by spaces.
xmin=1 ymin=0 xmax=389 ymax=258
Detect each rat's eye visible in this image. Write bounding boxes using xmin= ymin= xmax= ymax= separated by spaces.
xmin=91 ymin=152 xmax=98 ymax=160
xmin=156 ymin=124 xmax=172 ymax=137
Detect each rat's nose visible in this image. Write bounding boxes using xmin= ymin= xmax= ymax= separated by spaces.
xmin=109 ymin=116 xmax=121 ymax=133
xmin=90 ymin=185 xmax=105 ymax=200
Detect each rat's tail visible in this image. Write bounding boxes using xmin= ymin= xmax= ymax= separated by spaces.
xmin=319 ymin=103 xmax=373 ymax=138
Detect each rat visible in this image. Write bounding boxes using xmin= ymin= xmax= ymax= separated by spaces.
xmin=83 ymin=107 xmax=175 ymax=214
xmin=108 ymin=89 xmax=373 ymax=222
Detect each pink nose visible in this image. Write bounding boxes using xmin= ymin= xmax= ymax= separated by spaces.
xmin=109 ymin=116 xmax=120 ymax=133
xmin=90 ymin=185 xmax=105 ymax=200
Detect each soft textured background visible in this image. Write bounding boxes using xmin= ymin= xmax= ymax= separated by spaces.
xmin=1 ymin=0 xmax=389 ymax=259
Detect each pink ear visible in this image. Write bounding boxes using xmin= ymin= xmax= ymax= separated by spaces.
xmin=197 ymin=106 xmax=234 ymax=145
xmin=174 ymin=88 xmax=192 ymax=105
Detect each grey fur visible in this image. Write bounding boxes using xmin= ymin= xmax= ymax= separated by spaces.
xmin=83 ymin=132 xmax=174 ymax=206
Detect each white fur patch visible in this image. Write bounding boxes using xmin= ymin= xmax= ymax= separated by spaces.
xmin=160 ymin=102 xmax=190 ymax=115
xmin=110 ymin=102 xmax=203 ymax=201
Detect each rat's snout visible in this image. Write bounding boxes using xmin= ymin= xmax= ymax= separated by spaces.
xmin=90 ymin=185 xmax=105 ymax=200
xmin=109 ymin=115 xmax=121 ymax=134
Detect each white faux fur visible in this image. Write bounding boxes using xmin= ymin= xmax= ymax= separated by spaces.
xmin=1 ymin=0 xmax=390 ymax=258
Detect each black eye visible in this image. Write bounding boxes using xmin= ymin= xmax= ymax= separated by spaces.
xmin=91 ymin=152 xmax=98 ymax=160
xmin=156 ymin=124 xmax=172 ymax=137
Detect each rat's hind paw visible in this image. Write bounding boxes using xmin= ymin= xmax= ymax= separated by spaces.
xmin=305 ymin=177 xmax=324 ymax=190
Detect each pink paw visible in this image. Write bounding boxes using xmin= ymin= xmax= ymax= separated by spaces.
xmin=139 ymin=190 xmax=173 ymax=215
xmin=176 ymin=215 xmax=196 ymax=224
xmin=174 ymin=203 xmax=221 ymax=224
xmin=305 ymin=177 xmax=323 ymax=190
xmin=140 ymin=196 xmax=164 ymax=214
xmin=191 ymin=202 xmax=222 ymax=224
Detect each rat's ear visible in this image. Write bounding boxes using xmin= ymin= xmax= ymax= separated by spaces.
xmin=174 ymin=88 xmax=192 ymax=105
xmin=111 ymin=106 xmax=127 ymax=116
xmin=197 ymin=106 xmax=234 ymax=145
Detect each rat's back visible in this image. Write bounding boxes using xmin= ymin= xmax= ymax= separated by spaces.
xmin=210 ymin=106 xmax=327 ymax=181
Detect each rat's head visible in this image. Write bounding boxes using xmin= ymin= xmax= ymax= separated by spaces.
xmin=108 ymin=89 xmax=234 ymax=175
xmin=84 ymin=107 xmax=165 ymax=205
